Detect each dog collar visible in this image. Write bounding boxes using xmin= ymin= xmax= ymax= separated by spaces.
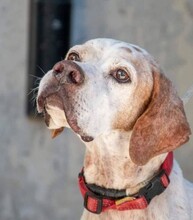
xmin=78 ymin=152 xmax=173 ymax=214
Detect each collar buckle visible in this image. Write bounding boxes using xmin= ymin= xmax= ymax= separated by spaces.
xmin=79 ymin=152 xmax=173 ymax=214
xmin=84 ymin=192 xmax=103 ymax=214
xmin=138 ymin=169 xmax=170 ymax=204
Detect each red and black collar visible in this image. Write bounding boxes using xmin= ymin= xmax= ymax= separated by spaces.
xmin=78 ymin=152 xmax=173 ymax=214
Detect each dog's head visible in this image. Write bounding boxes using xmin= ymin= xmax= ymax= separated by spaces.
xmin=37 ymin=38 xmax=191 ymax=165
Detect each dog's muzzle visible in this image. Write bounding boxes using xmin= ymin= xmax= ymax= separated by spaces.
xmin=36 ymin=60 xmax=94 ymax=142
xmin=37 ymin=60 xmax=85 ymax=112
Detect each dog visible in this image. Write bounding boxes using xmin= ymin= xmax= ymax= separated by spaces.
xmin=37 ymin=38 xmax=193 ymax=220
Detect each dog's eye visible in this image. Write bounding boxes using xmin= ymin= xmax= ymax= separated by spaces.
xmin=67 ymin=52 xmax=80 ymax=62
xmin=112 ymin=69 xmax=131 ymax=83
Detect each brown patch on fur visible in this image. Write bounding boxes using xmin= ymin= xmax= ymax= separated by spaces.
xmin=113 ymin=111 xmax=137 ymax=131
xmin=84 ymin=153 xmax=92 ymax=168
xmin=113 ymin=82 xmax=152 ymax=131
xmin=130 ymin=69 xmax=191 ymax=165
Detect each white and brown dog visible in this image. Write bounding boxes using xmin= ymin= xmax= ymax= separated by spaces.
xmin=37 ymin=38 xmax=193 ymax=220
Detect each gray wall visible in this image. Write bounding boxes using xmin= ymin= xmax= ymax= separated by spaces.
xmin=0 ymin=0 xmax=192 ymax=219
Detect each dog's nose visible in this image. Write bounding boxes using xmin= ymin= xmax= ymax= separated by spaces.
xmin=53 ymin=61 xmax=64 ymax=74
xmin=53 ymin=61 xmax=85 ymax=85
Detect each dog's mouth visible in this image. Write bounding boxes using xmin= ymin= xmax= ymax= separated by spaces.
xmin=38 ymin=94 xmax=94 ymax=142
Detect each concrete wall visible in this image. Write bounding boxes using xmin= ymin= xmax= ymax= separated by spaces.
xmin=0 ymin=0 xmax=192 ymax=219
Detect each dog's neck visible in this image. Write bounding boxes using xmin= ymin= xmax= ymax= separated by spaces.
xmin=83 ymin=130 xmax=167 ymax=195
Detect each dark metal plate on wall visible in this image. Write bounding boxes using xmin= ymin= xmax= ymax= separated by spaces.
xmin=27 ymin=0 xmax=71 ymax=116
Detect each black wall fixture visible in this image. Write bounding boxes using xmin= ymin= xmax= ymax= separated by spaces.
xmin=27 ymin=0 xmax=71 ymax=116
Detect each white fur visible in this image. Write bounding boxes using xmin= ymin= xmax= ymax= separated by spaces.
xmin=82 ymin=130 xmax=193 ymax=220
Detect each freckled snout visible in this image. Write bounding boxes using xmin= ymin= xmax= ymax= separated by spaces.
xmin=36 ymin=59 xmax=92 ymax=139
xmin=37 ymin=60 xmax=85 ymax=113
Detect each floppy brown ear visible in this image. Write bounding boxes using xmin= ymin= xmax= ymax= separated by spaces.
xmin=129 ymin=69 xmax=191 ymax=165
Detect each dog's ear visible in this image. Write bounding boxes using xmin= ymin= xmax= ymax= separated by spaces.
xmin=129 ymin=69 xmax=191 ymax=165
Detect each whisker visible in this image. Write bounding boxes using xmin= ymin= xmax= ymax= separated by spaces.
xmin=30 ymin=90 xmax=38 ymax=102
xmin=27 ymin=86 xmax=39 ymax=96
xmin=29 ymin=74 xmax=41 ymax=80
xmin=34 ymin=78 xmax=41 ymax=85
xmin=37 ymin=65 xmax=46 ymax=75
xmin=31 ymin=97 xmax=37 ymax=106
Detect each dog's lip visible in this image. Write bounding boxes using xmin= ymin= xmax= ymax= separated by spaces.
xmin=43 ymin=108 xmax=51 ymax=127
xmin=37 ymin=82 xmax=61 ymax=113
xmin=37 ymin=94 xmax=66 ymax=132
xmin=37 ymin=95 xmax=45 ymax=113
xmin=38 ymin=93 xmax=94 ymax=142
xmin=65 ymin=115 xmax=94 ymax=142
xmin=66 ymin=116 xmax=81 ymax=133
xmin=81 ymin=136 xmax=94 ymax=142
